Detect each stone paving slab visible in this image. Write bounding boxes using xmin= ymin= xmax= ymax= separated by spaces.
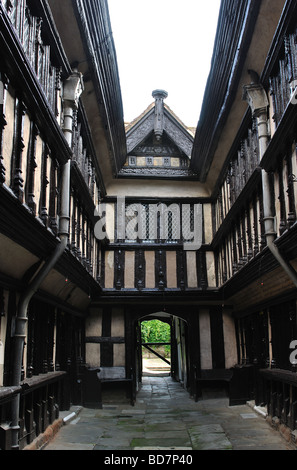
xmin=44 ymin=376 xmax=294 ymax=452
xmin=188 ymin=424 xmax=232 ymax=450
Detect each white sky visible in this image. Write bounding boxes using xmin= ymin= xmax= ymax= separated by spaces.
xmin=108 ymin=0 xmax=221 ymax=128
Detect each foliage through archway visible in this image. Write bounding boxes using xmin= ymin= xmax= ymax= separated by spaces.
xmin=141 ymin=319 xmax=171 ymax=357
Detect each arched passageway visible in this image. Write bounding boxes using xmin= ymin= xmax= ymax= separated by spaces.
xmin=140 ymin=317 xmax=171 ymax=377
xmin=129 ymin=310 xmax=192 ymax=397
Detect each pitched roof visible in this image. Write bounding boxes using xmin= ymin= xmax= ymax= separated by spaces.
xmin=118 ymin=91 xmax=198 ymax=180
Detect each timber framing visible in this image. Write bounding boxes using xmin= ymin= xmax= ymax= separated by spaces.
xmin=0 ymin=184 xmax=100 ymax=297
xmin=0 ymin=5 xmax=71 ymax=165
xmin=120 ymin=99 xmax=196 ymax=180
xmin=260 ymin=100 xmax=297 ymax=173
xmin=211 ymin=168 xmax=262 ymax=247
xmin=200 ymin=0 xmax=297 ymax=313
xmin=91 ymin=290 xmax=222 ymax=307
xmin=260 ymin=0 xmax=297 ymax=86
xmin=72 ymin=0 xmax=127 ymax=175
xmin=2 ymin=0 xmax=297 ymax=450
xmin=191 ymin=0 xmax=261 ymax=181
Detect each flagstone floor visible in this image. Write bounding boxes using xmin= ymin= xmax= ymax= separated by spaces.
xmin=44 ymin=376 xmax=294 ymax=451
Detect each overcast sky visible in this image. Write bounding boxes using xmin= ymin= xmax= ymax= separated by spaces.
xmin=108 ymin=0 xmax=221 ymax=128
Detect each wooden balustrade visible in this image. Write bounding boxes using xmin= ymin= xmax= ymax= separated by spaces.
xmin=214 ymin=141 xmax=297 ymax=286
xmin=19 ymin=371 xmax=66 ymax=449
xmin=3 ymin=0 xmax=62 ymax=119
xmin=269 ymin=28 xmax=297 ymax=128
xmin=214 ymin=186 xmax=265 ymax=284
xmin=0 ymin=70 xmax=101 ymax=283
xmin=214 ymin=117 xmax=260 ymax=230
xmin=0 ymin=297 xmax=88 ymax=450
xmin=0 ymin=385 xmax=21 ymax=450
xmin=212 ymin=17 xmax=297 ymax=288
xmin=260 ymin=369 xmax=297 ymax=435
xmin=234 ymin=299 xmax=297 ymax=440
xmin=97 ymin=199 xmax=210 ymax=291
xmin=72 ymin=123 xmax=97 ymax=200
xmin=0 ymin=85 xmax=99 ymax=276
xmin=0 ymin=372 xmax=66 ymax=450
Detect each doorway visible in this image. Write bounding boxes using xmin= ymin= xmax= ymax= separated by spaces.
xmin=141 ymin=319 xmax=171 ymax=377
xmin=132 ymin=311 xmax=190 ymax=388
xmin=126 ymin=308 xmax=197 ymax=399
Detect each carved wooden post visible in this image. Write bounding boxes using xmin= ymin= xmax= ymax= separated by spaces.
xmin=197 ymin=251 xmax=208 ymax=289
xmin=76 ymin=204 xmax=82 ymax=260
xmin=152 ymin=90 xmax=168 ymax=141
xmin=278 ymin=160 xmax=287 ymax=235
xmin=70 ymin=190 xmax=77 ymax=256
xmin=177 ymin=249 xmax=186 ymax=290
xmin=252 ymin=195 xmax=259 ymax=255
xmin=246 ymin=202 xmax=253 ymax=260
xmin=25 ymin=123 xmax=38 ymax=215
xmin=285 ymin=152 xmax=296 ymax=227
xmin=11 ymin=97 xmax=26 ymax=202
xmin=258 ymin=192 xmax=266 ymax=251
xmin=115 ymin=249 xmax=124 ymax=290
xmin=155 ymin=249 xmax=166 ymax=290
xmin=232 ymin=227 xmax=238 ymax=274
xmin=49 ymin=157 xmax=59 ymax=234
xmin=135 ymin=249 xmax=145 ymax=290
xmin=81 ymin=210 xmax=86 ymax=267
xmin=0 ymin=74 xmax=7 ymax=184
xmin=39 ymin=144 xmax=50 ymax=226
xmin=236 ymin=218 xmax=243 ymax=268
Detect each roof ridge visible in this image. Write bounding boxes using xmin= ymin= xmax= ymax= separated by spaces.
xmin=125 ymin=101 xmax=196 ymax=137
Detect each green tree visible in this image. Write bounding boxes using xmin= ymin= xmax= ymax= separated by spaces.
xmin=141 ymin=320 xmax=171 ymax=356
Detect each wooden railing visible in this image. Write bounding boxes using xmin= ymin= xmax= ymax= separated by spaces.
xmin=259 ymin=369 xmax=297 ymax=439
xmin=214 ymin=116 xmax=260 ymax=230
xmin=0 ymin=79 xmax=100 ymax=284
xmin=0 ymin=79 xmax=100 ymax=277
xmin=0 ymin=1 xmax=102 ymax=283
xmin=269 ymin=28 xmax=297 ymax=129
xmin=212 ymin=12 xmax=297 ymax=287
xmin=0 ymin=385 xmax=21 ymax=450
xmin=0 ymin=371 xmax=66 ymax=450
xmin=3 ymin=0 xmax=62 ymax=119
xmin=213 ymin=176 xmax=265 ymax=285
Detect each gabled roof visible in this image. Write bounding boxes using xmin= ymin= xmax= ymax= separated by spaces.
xmin=118 ymin=90 xmax=198 ymax=180
xmin=126 ymin=92 xmax=194 ymax=156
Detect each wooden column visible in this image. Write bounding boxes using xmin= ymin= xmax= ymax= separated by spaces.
xmin=11 ymin=97 xmax=25 ymax=202
xmin=0 ymin=74 xmax=7 ymax=184
xmin=25 ymin=123 xmax=38 ymax=215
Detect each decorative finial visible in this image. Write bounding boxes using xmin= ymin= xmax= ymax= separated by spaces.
xmin=152 ymin=90 xmax=168 ymax=141
xmin=152 ymin=89 xmax=168 ymax=101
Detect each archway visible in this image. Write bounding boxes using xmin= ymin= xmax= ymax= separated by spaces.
xmin=141 ymin=317 xmax=171 ymax=377
xmin=133 ymin=311 xmax=190 ymax=389
xmin=125 ymin=305 xmax=200 ymax=401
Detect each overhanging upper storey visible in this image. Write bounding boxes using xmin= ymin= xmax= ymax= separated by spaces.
xmin=118 ymin=90 xmax=198 ymax=180
xmin=48 ymin=0 xmax=127 ymax=193
xmin=191 ymin=0 xmax=261 ymax=183
xmin=190 ymin=0 xmax=286 ymax=191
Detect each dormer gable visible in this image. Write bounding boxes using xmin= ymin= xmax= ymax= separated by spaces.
xmin=119 ymin=90 xmax=198 ymax=180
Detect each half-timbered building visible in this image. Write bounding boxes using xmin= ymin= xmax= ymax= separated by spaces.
xmin=1 ymin=0 xmax=297 ymax=450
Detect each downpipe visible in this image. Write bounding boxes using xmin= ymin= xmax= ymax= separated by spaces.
xmin=243 ymin=80 xmax=297 ymax=288
xmin=10 ymin=71 xmax=84 ymax=450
